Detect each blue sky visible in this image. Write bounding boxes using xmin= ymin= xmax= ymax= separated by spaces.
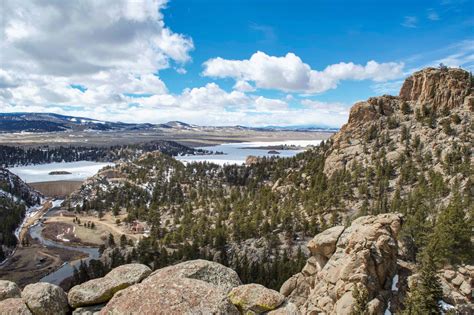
xmin=162 ymin=0 xmax=473 ymax=100
xmin=1 ymin=0 xmax=473 ymax=127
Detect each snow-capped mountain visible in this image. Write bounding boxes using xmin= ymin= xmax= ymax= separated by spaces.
xmin=0 ymin=113 xmax=336 ymax=133
xmin=0 ymin=113 xmax=154 ymax=133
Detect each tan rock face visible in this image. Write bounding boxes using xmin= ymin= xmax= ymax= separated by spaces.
xmin=439 ymin=265 xmax=473 ymax=310
xmin=282 ymin=213 xmax=402 ymax=314
xmin=0 ymin=280 xmax=21 ymax=301
xmin=22 ymin=283 xmax=69 ymax=315
xmin=68 ymin=263 xmax=152 ymax=308
xmin=228 ymin=283 xmax=285 ymax=314
xmin=399 ymin=67 xmax=470 ymax=109
xmin=267 ymin=301 xmax=300 ymax=315
xmin=246 ymin=155 xmax=260 ymax=165
xmin=101 ymin=259 xmax=242 ymax=315
xmin=0 ymin=298 xmax=32 ymax=315
xmin=324 ymin=67 xmax=472 ymax=178
xmin=307 ymin=225 xmax=345 ymax=258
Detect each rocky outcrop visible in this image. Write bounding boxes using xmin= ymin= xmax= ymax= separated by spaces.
xmin=324 ymin=67 xmax=473 ymax=178
xmin=68 ymin=263 xmax=151 ymax=308
xmin=0 ymin=280 xmax=21 ymax=301
xmin=228 ymin=283 xmax=286 ymax=314
xmin=21 ymin=283 xmax=69 ymax=315
xmin=281 ymin=213 xmax=402 ymax=314
xmin=399 ymin=67 xmax=471 ymax=109
xmin=101 ymin=259 xmax=242 ymax=314
xmin=0 ymin=298 xmax=32 ymax=315
xmin=439 ymin=265 xmax=473 ymax=312
xmin=246 ymin=155 xmax=260 ymax=165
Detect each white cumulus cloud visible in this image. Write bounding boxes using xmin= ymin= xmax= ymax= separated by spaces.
xmin=202 ymin=51 xmax=404 ymax=94
xmin=0 ymin=0 xmax=192 ymax=111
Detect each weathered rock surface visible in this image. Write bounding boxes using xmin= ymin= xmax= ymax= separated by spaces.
xmin=267 ymin=301 xmax=300 ymax=315
xmin=281 ymin=213 xmax=402 ymax=314
xmin=68 ymin=263 xmax=151 ymax=308
xmin=324 ymin=67 xmax=473 ymax=178
xmin=101 ymin=259 xmax=242 ymax=314
xmin=0 ymin=298 xmax=32 ymax=315
xmin=228 ymin=283 xmax=285 ymax=314
xmin=0 ymin=280 xmax=21 ymax=301
xmin=22 ymin=283 xmax=69 ymax=315
xmin=307 ymin=225 xmax=345 ymax=258
xmin=438 ymin=265 xmax=473 ymax=312
xmin=72 ymin=303 xmax=105 ymax=315
xmin=399 ymin=67 xmax=471 ymax=109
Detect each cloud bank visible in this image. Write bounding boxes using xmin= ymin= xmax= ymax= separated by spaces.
xmin=0 ymin=0 xmax=409 ymax=128
xmin=203 ymin=51 xmax=404 ymax=93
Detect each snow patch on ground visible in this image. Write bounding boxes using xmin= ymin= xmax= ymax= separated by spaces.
xmin=384 ymin=301 xmax=391 ymax=315
xmin=438 ymin=300 xmax=455 ymax=313
xmin=14 ymin=203 xmax=43 ymax=239
xmin=391 ymin=274 xmax=399 ymax=291
xmin=51 ymin=199 xmax=64 ymax=208
xmin=0 ymin=189 xmax=19 ymax=202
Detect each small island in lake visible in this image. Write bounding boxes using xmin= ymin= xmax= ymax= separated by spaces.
xmin=241 ymin=144 xmax=305 ymax=150
xmin=48 ymin=171 xmax=72 ymax=175
xmin=267 ymin=150 xmax=281 ymax=155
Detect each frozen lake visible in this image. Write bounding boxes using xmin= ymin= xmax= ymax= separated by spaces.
xmin=176 ymin=140 xmax=322 ymax=165
xmin=8 ymin=161 xmax=114 ymax=183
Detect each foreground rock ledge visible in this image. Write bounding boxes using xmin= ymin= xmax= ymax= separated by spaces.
xmin=0 ymin=298 xmax=32 ymax=315
xmin=100 ymin=259 xmax=242 ymax=314
xmin=228 ymin=283 xmax=286 ymax=313
xmin=0 ymin=280 xmax=22 ymax=301
xmin=68 ymin=263 xmax=152 ymax=308
xmin=22 ymin=283 xmax=69 ymax=315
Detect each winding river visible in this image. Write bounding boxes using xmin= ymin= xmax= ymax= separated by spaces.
xmin=28 ymin=206 xmax=100 ymax=285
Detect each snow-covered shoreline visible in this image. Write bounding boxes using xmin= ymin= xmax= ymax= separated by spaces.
xmin=177 ymin=140 xmax=322 ymax=165
xmin=8 ymin=161 xmax=114 ymax=183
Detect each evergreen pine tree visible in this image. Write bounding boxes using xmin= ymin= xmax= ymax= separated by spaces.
xmin=351 ymin=284 xmax=369 ymax=315
xmin=403 ymin=249 xmax=442 ymax=314
xmin=429 ymin=194 xmax=473 ymax=265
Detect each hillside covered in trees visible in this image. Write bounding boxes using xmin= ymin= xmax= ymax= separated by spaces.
xmin=0 ymin=141 xmax=211 ymax=167
xmin=0 ymin=169 xmax=42 ymax=260
xmin=65 ymin=67 xmax=473 ymax=313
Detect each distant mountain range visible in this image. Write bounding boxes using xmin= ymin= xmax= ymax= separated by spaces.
xmin=0 ymin=113 xmax=338 ymax=133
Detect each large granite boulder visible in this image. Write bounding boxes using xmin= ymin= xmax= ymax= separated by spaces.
xmin=68 ymin=263 xmax=151 ymax=308
xmin=22 ymin=283 xmax=69 ymax=315
xmin=307 ymin=225 xmax=345 ymax=258
xmin=101 ymin=259 xmax=242 ymax=314
xmin=228 ymin=283 xmax=285 ymax=314
xmin=282 ymin=213 xmax=403 ymax=314
xmin=0 ymin=298 xmax=32 ymax=314
xmin=0 ymin=280 xmax=21 ymax=301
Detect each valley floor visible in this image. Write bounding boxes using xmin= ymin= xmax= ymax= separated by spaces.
xmin=0 ymin=129 xmax=332 ymax=147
